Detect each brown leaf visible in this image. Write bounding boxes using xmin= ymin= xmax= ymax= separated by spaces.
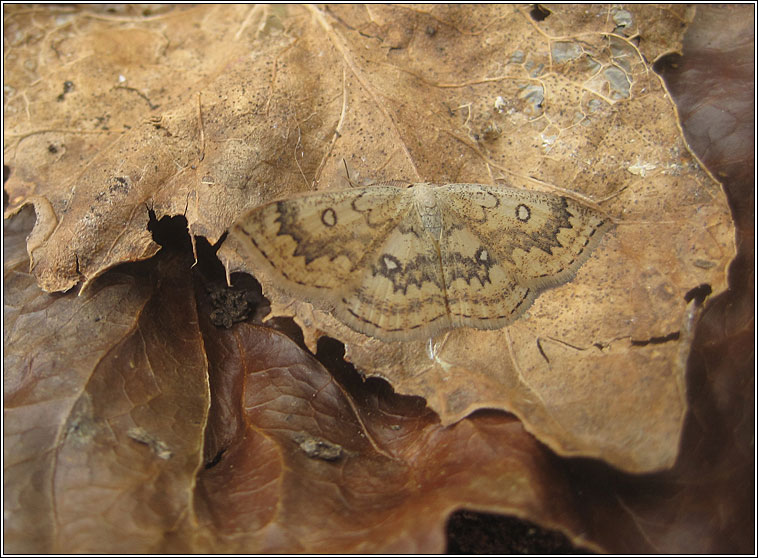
xmin=452 ymin=4 xmax=753 ymax=553
xmin=192 ymin=312 xmax=591 ymax=553
xmin=3 ymin=209 xmax=209 ymax=553
xmin=4 ymin=4 xmax=735 ymax=473
xmin=214 ymin=5 xmax=734 ymax=472
xmin=3 ymin=4 xmax=751 ymax=554
xmin=4 ymin=5 xmax=297 ymax=291
xmin=4 ymin=205 xmax=597 ymax=553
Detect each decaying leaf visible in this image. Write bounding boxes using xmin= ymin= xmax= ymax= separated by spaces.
xmin=214 ymin=5 xmax=733 ymax=472
xmin=3 ymin=3 xmax=735 ymax=473
xmin=3 ymin=4 xmax=751 ymax=554
xmin=4 ymin=207 xmax=591 ymax=553
xmin=193 ymin=316 xmax=593 ymax=553
xmin=3 ymin=210 xmax=210 ymax=553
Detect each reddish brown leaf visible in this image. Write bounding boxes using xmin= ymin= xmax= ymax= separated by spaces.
xmin=4 ymin=209 xmax=209 ymax=553
xmin=192 ymin=314 xmax=591 ymax=553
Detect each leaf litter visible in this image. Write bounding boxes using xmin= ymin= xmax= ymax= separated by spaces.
xmin=3 ymin=4 xmax=750 ymax=553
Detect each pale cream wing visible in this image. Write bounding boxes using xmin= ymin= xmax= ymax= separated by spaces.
xmin=230 ymin=186 xmax=413 ymax=309
xmin=438 ymin=183 xmax=611 ymax=325
xmin=336 ymin=216 xmax=450 ymax=341
xmin=438 ymin=221 xmax=536 ymax=330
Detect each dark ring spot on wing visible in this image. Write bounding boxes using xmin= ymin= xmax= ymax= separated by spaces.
xmin=321 ymin=207 xmax=337 ymax=227
xmin=516 ymin=203 xmax=531 ymax=222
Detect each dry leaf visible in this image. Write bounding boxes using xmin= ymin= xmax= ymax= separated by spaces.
xmin=213 ymin=5 xmax=734 ymax=472
xmin=4 ymin=8 xmax=750 ymax=554
xmin=193 ymin=314 xmax=592 ymax=553
xmin=4 ymin=209 xmax=591 ymax=553
xmin=3 ymin=209 xmax=209 ymax=553
xmin=3 ymin=4 xmax=735 ymax=473
xmin=5 ymin=6 xmax=734 ymax=471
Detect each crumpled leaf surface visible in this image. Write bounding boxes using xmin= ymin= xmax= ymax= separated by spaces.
xmin=193 ymin=311 xmax=590 ymax=553
xmin=217 ymin=3 xmax=735 ymax=473
xmin=3 ymin=4 xmax=735 ymax=473
xmin=4 ymin=4 xmax=752 ymax=553
xmin=3 ymin=209 xmax=210 ymax=553
xmin=4 ymin=208 xmax=591 ymax=553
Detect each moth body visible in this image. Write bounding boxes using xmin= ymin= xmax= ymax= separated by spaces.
xmin=411 ymin=183 xmax=444 ymax=241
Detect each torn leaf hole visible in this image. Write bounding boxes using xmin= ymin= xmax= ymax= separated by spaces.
xmin=204 ymin=449 xmax=226 ymax=469
xmin=631 ymin=332 xmax=680 ymax=347
xmin=147 ymin=210 xmax=192 ymax=252
xmin=684 ymin=283 xmax=712 ymax=304
xmin=529 ymin=4 xmax=551 ymax=21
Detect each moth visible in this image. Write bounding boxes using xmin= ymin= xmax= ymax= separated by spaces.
xmin=228 ymin=182 xmax=612 ymax=342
